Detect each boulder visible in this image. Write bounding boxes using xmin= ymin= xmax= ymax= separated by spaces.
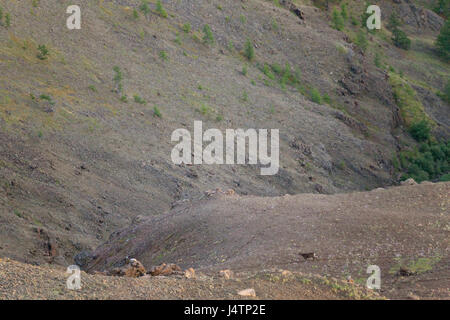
xmin=401 ymin=178 xmax=417 ymax=186
xmin=148 ymin=263 xmax=182 ymax=276
xmin=238 ymin=288 xmax=256 ymax=297
xmin=219 ymin=269 xmax=234 ymax=280
xmin=184 ymin=267 xmax=196 ymax=279
xmin=74 ymin=250 xmax=95 ymax=269
xmin=110 ymin=258 xmax=146 ymax=278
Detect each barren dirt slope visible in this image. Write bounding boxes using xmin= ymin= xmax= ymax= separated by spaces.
xmin=86 ymin=182 xmax=450 ymax=299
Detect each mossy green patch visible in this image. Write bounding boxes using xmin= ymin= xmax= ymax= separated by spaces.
xmin=390 ymin=255 xmax=442 ymax=275
xmin=389 ymin=72 xmax=434 ymax=128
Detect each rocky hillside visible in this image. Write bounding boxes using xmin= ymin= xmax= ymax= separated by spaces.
xmin=0 ymin=0 xmax=448 ymax=277
xmin=0 ymin=257 xmax=383 ymax=300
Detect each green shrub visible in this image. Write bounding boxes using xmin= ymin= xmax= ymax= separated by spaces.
xmin=174 ymin=32 xmax=181 ymax=45
xmin=281 ymin=62 xmax=298 ymax=86
xmin=227 ymin=40 xmax=234 ymax=52
xmin=120 ymin=95 xmax=128 ymax=103
xmin=139 ymin=0 xmax=150 ymax=16
xmin=182 ymin=23 xmax=191 ymax=33
xmin=271 ymin=63 xmax=282 ymax=75
xmin=332 ymin=8 xmax=344 ymax=31
xmin=242 ymin=91 xmax=248 ymax=102
xmin=397 ymin=140 xmax=450 ymax=182
xmin=244 ymin=39 xmax=255 ymax=60
xmin=153 ymin=106 xmax=162 ymax=118
xmin=156 ymin=0 xmax=168 ymax=18
xmin=262 ymin=63 xmax=275 ymax=80
xmin=437 ymin=79 xmax=450 ymax=103
xmin=355 ymin=30 xmax=368 ymax=52
xmin=37 ymin=45 xmax=49 ymax=60
xmin=392 ymin=28 xmax=411 ymax=50
xmin=374 ymin=52 xmax=382 ymax=68
xmin=271 ymin=18 xmax=279 ymax=31
xmin=131 ymin=9 xmax=138 ymax=20
xmin=199 ymin=103 xmax=211 ymax=115
xmin=340 ymin=3 xmax=348 ymax=21
xmin=113 ymin=66 xmax=123 ymax=81
xmin=387 ymin=12 xmax=401 ymax=30
xmin=409 ymin=119 xmax=431 ymax=142
xmin=5 ymin=12 xmax=10 ymax=28
xmin=435 ymin=18 xmax=450 ymax=62
xmin=159 ymin=50 xmax=168 ymax=61
xmin=361 ymin=5 xmax=371 ymax=30
xmin=242 ymin=64 xmax=248 ymax=76
xmin=323 ymin=93 xmax=331 ymax=104
xmin=39 ymin=94 xmax=55 ymax=105
xmin=134 ymin=95 xmax=146 ymax=104
xmin=310 ymin=88 xmax=322 ymax=104
xmin=202 ymin=24 xmax=214 ymax=45
xmin=113 ymin=66 xmax=123 ymax=93
xmin=433 ymin=0 xmax=450 ymax=19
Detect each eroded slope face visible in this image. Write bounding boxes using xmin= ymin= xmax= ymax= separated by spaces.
xmin=87 ymin=182 xmax=450 ymax=299
xmin=0 ymin=0 xmax=448 ymax=265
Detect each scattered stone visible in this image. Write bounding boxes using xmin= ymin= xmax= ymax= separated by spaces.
xmin=225 ymin=189 xmax=235 ymax=196
xmin=238 ymin=288 xmax=256 ymax=297
xmin=219 ymin=269 xmax=234 ymax=280
xmin=279 ymin=0 xmax=305 ymax=21
xmin=281 ymin=270 xmax=293 ymax=277
xmin=407 ymin=293 xmax=420 ymax=300
xmin=334 ymin=112 xmax=368 ymax=136
xmin=184 ymin=267 xmax=196 ymax=279
xmin=149 ymin=263 xmax=182 ymax=276
xmin=110 ymin=258 xmax=146 ymax=278
xmin=346 ymin=276 xmax=354 ymax=284
xmin=401 ymin=178 xmax=417 ymax=186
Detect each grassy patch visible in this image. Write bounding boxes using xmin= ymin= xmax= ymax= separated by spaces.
xmin=389 ymin=72 xmax=433 ymax=128
xmin=159 ymin=50 xmax=168 ymax=61
xmin=395 ymin=140 xmax=449 ymax=183
xmin=390 ymin=256 xmax=442 ymax=275
xmin=310 ymin=88 xmax=322 ymax=104
xmin=37 ymin=44 xmax=49 ymax=60
xmin=133 ymin=95 xmax=146 ymax=104
xmin=153 ymin=106 xmax=162 ymax=118
xmin=155 ymin=0 xmax=168 ymax=18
